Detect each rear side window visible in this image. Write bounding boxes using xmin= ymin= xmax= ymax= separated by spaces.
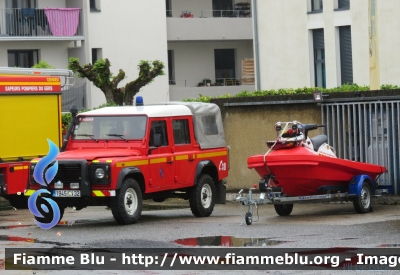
xmin=202 ymin=115 xmax=218 ymax=135
xmin=173 ymin=119 xmax=190 ymax=145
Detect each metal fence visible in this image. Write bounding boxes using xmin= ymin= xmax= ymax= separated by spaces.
xmin=61 ymin=84 xmax=86 ymax=112
xmin=321 ymin=101 xmax=400 ymax=194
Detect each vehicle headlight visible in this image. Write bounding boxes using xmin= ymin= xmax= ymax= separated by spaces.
xmin=95 ymin=168 xmax=105 ymax=179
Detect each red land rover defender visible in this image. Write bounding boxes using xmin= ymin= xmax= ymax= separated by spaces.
xmin=25 ymin=101 xmax=228 ymax=225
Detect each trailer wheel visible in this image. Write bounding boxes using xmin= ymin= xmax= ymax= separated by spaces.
xmin=245 ymin=212 xmax=252 ymax=225
xmin=274 ymin=204 xmax=293 ymax=216
xmin=111 ymin=178 xmax=142 ymax=225
xmin=189 ymin=174 xmax=216 ymax=217
xmin=353 ymin=182 xmax=372 ymax=214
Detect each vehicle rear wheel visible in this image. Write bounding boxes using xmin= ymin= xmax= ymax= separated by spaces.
xmin=111 ymin=178 xmax=142 ymax=225
xmin=189 ymin=174 xmax=216 ymax=217
xmin=274 ymin=204 xmax=293 ymax=216
xmin=8 ymin=195 xmax=28 ymax=209
xmin=353 ymin=182 xmax=372 ymax=214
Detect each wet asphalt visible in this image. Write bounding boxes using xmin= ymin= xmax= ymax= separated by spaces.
xmin=1 ymin=200 xmax=400 ymax=275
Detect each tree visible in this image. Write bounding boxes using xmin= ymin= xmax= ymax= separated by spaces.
xmin=32 ymin=60 xmax=55 ymax=69
xmin=68 ymin=57 xmax=165 ymax=105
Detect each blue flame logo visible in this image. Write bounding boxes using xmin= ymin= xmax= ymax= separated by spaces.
xmin=28 ymin=139 xmax=60 ymax=230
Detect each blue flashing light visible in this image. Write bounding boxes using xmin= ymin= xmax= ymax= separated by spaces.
xmin=135 ymin=96 xmax=144 ymax=106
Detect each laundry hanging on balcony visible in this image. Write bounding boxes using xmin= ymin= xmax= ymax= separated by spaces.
xmin=44 ymin=8 xmax=80 ymax=36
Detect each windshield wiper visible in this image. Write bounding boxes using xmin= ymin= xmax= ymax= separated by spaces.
xmin=106 ymin=134 xmax=128 ymax=142
xmin=76 ymin=134 xmax=98 ymax=142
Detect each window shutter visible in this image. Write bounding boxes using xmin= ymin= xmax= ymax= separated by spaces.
xmin=339 ymin=26 xmax=353 ymax=85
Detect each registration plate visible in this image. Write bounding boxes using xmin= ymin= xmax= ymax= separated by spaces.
xmin=53 ymin=190 xmax=81 ymax=197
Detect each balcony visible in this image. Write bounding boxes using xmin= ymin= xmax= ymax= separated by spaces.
xmin=0 ymin=8 xmax=84 ymax=41
xmin=166 ymin=9 xmax=253 ymax=41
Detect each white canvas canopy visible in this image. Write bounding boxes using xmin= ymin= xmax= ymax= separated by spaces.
xmin=158 ymin=102 xmax=227 ymax=149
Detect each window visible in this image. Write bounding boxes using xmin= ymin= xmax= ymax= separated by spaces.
xmin=214 ymin=49 xmax=236 ymax=85
xmin=90 ymin=0 xmax=101 ymax=12
xmin=8 ymin=50 xmax=38 ymax=68
xmin=202 ymin=115 xmax=218 ymax=136
xmin=313 ymin=29 xmax=326 ymax=88
xmin=6 ymin=0 xmax=36 ymax=8
xmin=212 ymin=0 xmax=233 ymax=17
xmin=166 ymin=0 xmax=172 ymax=17
xmin=338 ymin=0 xmax=350 ymax=10
xmin=339 ymin=26 xmax=353 ymax=85
xmin=168 ymin=50 xmax=175 ymax=84
xmin=92 ymin=48 xmax=102 ymax=64
xmin=150 ymin=121 xmax=168 ymax=146
xmin=173 ymin=120 xmax=190 ymax=145
xmin=311 ymin=0 xmax=323 ymax=12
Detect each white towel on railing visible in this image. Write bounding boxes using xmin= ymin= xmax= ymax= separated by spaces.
xmin=44 ymin=8 xmax=80 ymax=36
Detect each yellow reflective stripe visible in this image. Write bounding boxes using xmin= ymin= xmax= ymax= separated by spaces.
xmin=31 ymin=160 xmax=39 ymax=163
xmin=197 ymin=151 xmax=227 ymax=159
xmin=176 ymin=155 xmax=189 ymax=161
xmin=116 ymin=160 xmax=149 ymax=167
xmin=24 ymin=190 xmax=35 ymax=196
xmin=150 ymin=158 xmax=167 ymax=164
xmin=0 ymin=82 xmax=61 ymax=85
xmin=106 ymin=160 xmax=112 ymax=163
xmin=13 ymin=166 xmax=28 ymax=170
xmin=93 ymin=190 xmax=105 ymax=197
xmin=92 ymin=160 xmax=99 ymax=163
xmin=92 ymin=160 xmax=112 ymax=163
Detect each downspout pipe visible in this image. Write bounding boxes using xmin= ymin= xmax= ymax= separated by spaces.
xmin=252 ymin=0 xmax=261 ymax=91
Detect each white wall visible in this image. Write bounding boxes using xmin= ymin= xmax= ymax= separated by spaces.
xmin=256 ymin=0 xmax=310 ymax=90
xmin=86 ymin=0 xmax=169 ymax=108
xmin=0 ymin=41 xmax=70 ymax=68
xmin=168 ymin=40 xmax=253 ymax=87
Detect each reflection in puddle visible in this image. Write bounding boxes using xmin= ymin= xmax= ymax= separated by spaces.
xmin=0 ymin=235 xmax=68 ymax=246
xmin=379 ymin=244 xmax=400 ymax=247
xmin=0 ymin=224 xmax=32 ymax=230
xmin=175 ymin=236 xmax=285 ymax=247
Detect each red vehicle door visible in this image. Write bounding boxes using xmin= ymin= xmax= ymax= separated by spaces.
xmin=147 ymin=119 xmax=175 ymax=190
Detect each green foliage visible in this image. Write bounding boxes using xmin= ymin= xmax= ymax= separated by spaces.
xmin=32 ymin=60 xmax=55 ymax=69
xmin=182 ymin=83 xmax=398 ymax=103
xmin=61 ymin=102 xmax=118 ymax=130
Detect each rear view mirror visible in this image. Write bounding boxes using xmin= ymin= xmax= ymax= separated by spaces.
xmin=153 ymin=134 xmax=162 ymax=147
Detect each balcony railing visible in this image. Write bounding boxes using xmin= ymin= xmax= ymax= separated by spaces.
xmin=0 ymin=8 xmax=83 ymax=37
xmin=167 ymin=9 xmax=251 ymax=18
xmin=169 ymin=78 xmax=255 ymax=87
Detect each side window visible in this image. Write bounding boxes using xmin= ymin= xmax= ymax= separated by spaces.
xmin=202 ymin=115 xmax=218 ymax=135
xmin=173 ymin=119 xmax=190 ymax=145
xmin=149 ymin=120 xmax=168 ymax=146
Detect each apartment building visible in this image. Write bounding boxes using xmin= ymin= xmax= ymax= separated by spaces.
xmin=0 ymin=0 xmax=255 ymax=109
xmin=255 ymin=0 xmax=400 ymax=90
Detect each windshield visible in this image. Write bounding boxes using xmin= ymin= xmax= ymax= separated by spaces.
xmin=72 ymin=115 xmax=147 ymax=140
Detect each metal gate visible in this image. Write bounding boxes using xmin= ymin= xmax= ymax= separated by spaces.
xmin=321 ymin=101 xmax=400 ymax=194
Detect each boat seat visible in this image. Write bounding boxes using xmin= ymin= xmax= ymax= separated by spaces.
xmin=310 ymin=134 xmax=328 ymax=152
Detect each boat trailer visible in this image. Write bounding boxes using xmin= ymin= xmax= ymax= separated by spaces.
xmin=236 ymin=177 xmax=389 ymax=226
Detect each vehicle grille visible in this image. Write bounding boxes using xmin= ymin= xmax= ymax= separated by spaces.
xmin=52 ymin=163 xmax=82 ymax=185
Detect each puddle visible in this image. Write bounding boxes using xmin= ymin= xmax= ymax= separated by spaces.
xmin=0 ymin=224 xmax=33 ymax=230
xmin=379 ymin=244 xmax=400 ymax=247
xmin=340 ymin=238 xmax=358 ymax=240
xmin=175 ymin=236 xmax=285 ymax=247
xmin=0 ymin=235 xmax=68 ymax=246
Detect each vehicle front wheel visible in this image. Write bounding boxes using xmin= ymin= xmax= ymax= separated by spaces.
xmin=353 ymin=182 xmax=372 ymax=214
xmin=189 ymin=174 xmax=216 ymax=217
xmin=111 ymin=178 xmax=142 ymax=225
xmin=274 ymin=204 xmax=293 ymax=216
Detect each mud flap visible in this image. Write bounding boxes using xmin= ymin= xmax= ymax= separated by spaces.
xmin=215 ymin=180 xmax=226 ymax=204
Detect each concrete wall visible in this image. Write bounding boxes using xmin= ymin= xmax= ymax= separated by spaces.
xmin=213 ymin=98 xmax=322 ymax=191
xmin=168 ymin=40 xmax=253 ymax=87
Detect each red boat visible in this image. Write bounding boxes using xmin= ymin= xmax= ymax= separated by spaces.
xmin=247 ymin=121 xmax=386 ymax=197
xmin=236 ymin=121 xmax=387 ymax=225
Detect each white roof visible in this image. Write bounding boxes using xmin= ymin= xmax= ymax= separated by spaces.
xmin=79 ymin=105 xmax=192 ymax=118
